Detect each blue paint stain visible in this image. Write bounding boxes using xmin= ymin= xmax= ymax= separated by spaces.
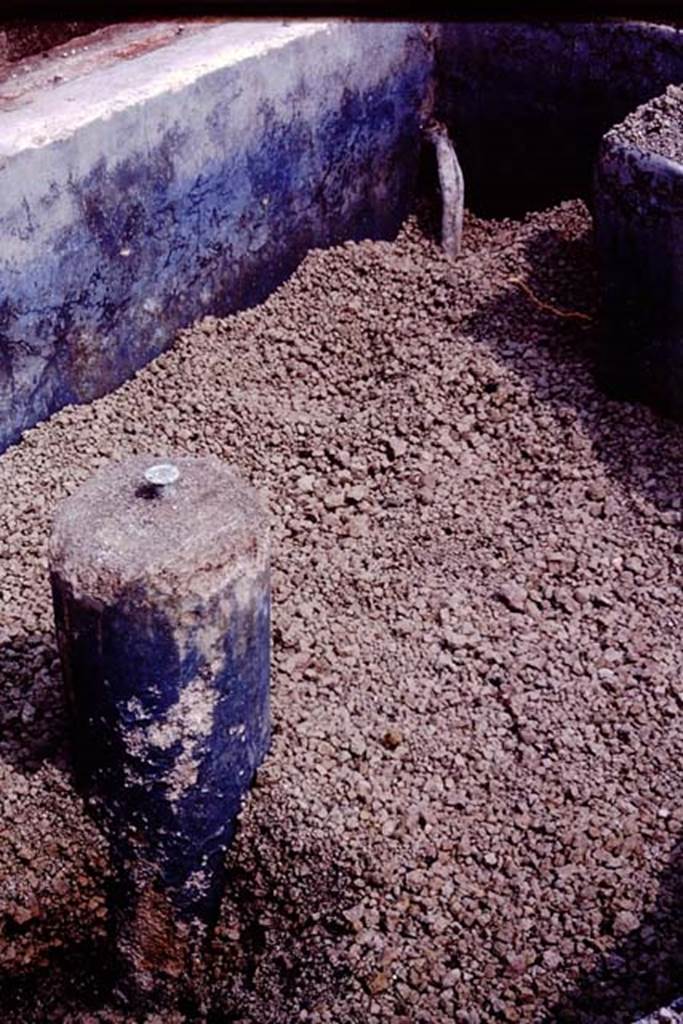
xmin=51 ymin=574 xmax=271 ymax=924
xmin=0 ymin=29 xmax=431 ymax=452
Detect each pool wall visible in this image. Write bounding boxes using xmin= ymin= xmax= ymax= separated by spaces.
xmin=436 ymin=21 xmax=683 ymax=217
xmin=594 ymin=92 xmax=683 ymax=419
xmin=0 ymin=20 xmax=434 ymax=453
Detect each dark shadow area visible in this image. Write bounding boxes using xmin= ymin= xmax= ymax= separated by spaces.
xmin=436 ymin=22 xmax=683 ymax=218
xmin=0 ymin=631 xmax=70 ymax=774
xmin=413 ymin=140 xmax=533 ymax=261
xmin=553 ymin=838 xmax=683 ymax=1023
xmin=0 ymin=789 xmax=365 ymax=1022
xmin=0 ymin=18 xmax=108 ymax=70
xmin=0 ymin=939 xmax=115 ymax=1024
xmin=460 ymin=217 xmax=683 ymax=515
xmin=205 ymin=788 xmax=367 ymax=1023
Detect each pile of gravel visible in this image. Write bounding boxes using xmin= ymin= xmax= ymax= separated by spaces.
xmin=0 ymin=199 xmax=680 ymax=1023
xmin=0 ymin=760 xmax=109 ymax=972
xmin=609 ymin=83 xmax=683 ymax=164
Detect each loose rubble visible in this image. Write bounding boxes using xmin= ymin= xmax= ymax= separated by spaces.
xmin=0 ymin=760 xmax=110 ymax=972
xmin=0 ymin=199 xmax=681 ymax=1022
xmin=612 ymin=83 xmax=683 ymax=164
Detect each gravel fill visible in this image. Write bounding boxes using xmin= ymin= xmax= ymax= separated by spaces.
xmin=609 ymin=84 xmax=683 ymax=164
xmin=0 ymin=199 xmax=681 ymax=1023
xmin=0 ymin=760 xmax=109 ymax=972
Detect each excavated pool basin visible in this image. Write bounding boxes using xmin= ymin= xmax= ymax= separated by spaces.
xmin=0 ymin=17 xmax=681 ymax=1024
xmin=0 ymin=18 xmax=682 ymax=453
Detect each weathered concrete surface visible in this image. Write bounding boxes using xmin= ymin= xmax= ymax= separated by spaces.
xmin=0 ymin=20 xmax=434 ymax=453
xmin=49 ymin=454 xmax=270 ymax=1004
xmin=437 ymin=21 xmax=683 ymax=216
xmin=594 ymin=86 xmax=683 ymax=420
xmin=0 ymin=21 xmax=221 ymax=111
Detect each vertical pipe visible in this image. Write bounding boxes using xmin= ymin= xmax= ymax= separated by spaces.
xmin=49 ymin=455 xmax=270 ymax=1008
xmin=425 ymin=119 xmax=465 ymax=260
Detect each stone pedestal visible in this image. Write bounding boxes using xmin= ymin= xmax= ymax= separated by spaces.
xmin=49 ymin=454 xmax=270 ymax=1007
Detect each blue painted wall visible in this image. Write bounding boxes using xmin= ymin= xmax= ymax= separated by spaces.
xmin=52 ymin=574 xmax=271 ymax=924
xmin=0 ymin=22 xmax=434 ymax=452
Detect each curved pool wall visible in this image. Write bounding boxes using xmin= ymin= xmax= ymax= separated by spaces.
xmin=594 ymin=99 xmax=683 ymax=420
xmin=1 ymin=19 xmax=682 ymax=451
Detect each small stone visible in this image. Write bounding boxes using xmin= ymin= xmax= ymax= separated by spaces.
xmin=346 ymin=484 xmax=367 ymax=504
xmin=586 ymin=483 xmax=606 ymax=501
xmin=613 ymin=910 xmax=639 ymax=935
xmin=297 ymin=474 xmax=315 ymax=493
xmin=386 ymin=437 xmax=408 ymax=459
xmin=495 ymin=582 xmax=528 ymax=613
xmin=323 ymin=491 xmax=345 ymax=510
xmin=20 ymin=702 xmax=36 ymax=724
xmin=11 ymin=899 xmax=40 ymax=925
xmin=366 ymin=971 xmax=390 ymax=995
xmin=381 ymin=727 xmax=403 ymax=750
xmin=348 ymin=515 xmax=370 ymax=539
xmin=349 ymin=734 xmax=367 ymax=757
xmin=542 ymin=949 xmax=562 ymax=969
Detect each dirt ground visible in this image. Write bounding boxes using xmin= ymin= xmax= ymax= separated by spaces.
xmin=0 ymin=198 xmax=681 ymax=1023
